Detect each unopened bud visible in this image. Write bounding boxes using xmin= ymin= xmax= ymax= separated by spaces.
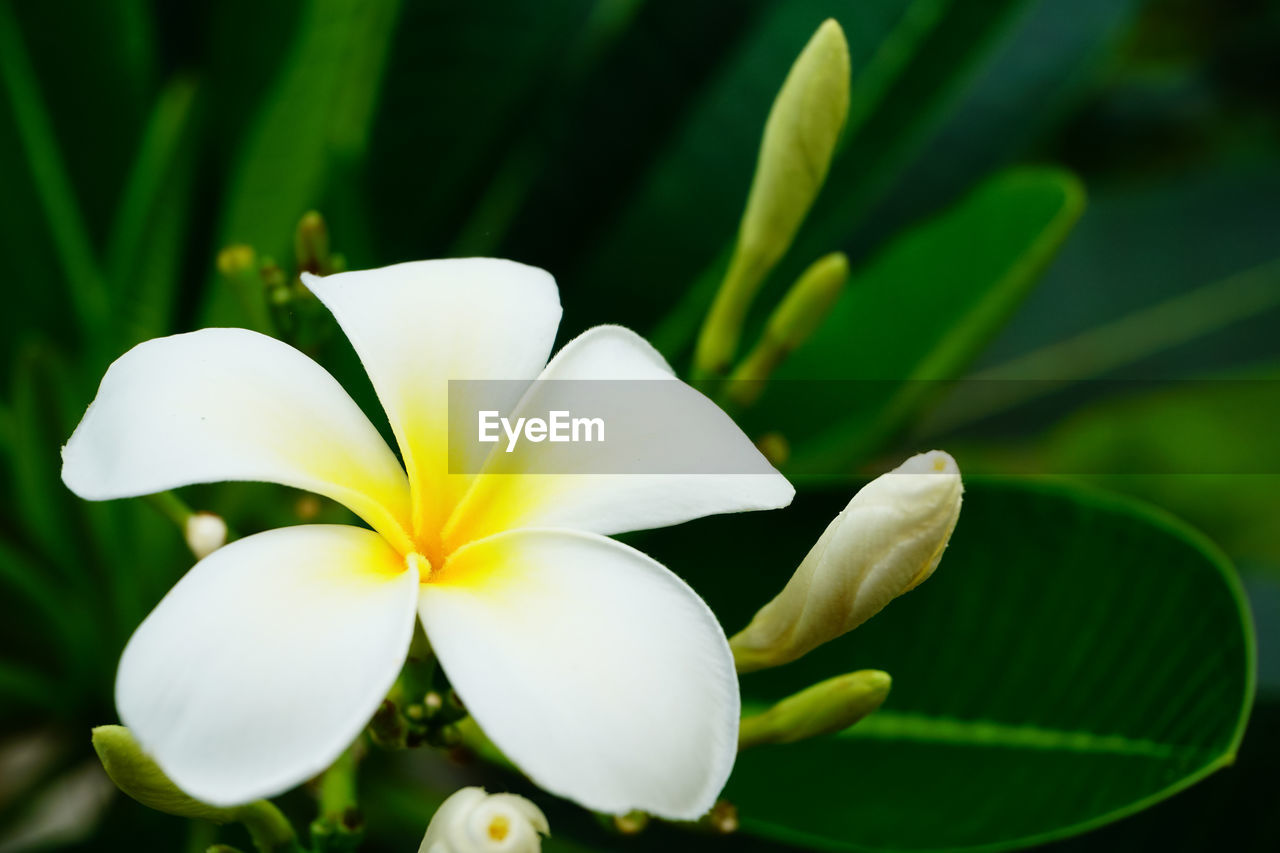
xmin=731 ymin=450 xmax=962 ymax=672
xmin=216 ymin=245 xmax=256 ymax=277
xmin=418 ymin=787 xmax=548 ymax=853
xmin=755 ymin=432 xmax=790 ymax=466
xmin=92 ymin=725 xmax=236 ymax=824
xmin=216 ymin=244 xmax=271 ymax=333
xmin=695 ymin=19 xmax=850 ymax=376
xmin=294 ymin=211 xmax=330 ymax=275
xmin=184 ymin=512 xmax=227 ymax=559
xmin=92 ymin=726 xmax=297 ymax=850
xmin=728 ymin=252 xmax=848 ymax=405
xmin=613 ymin=810 xmax=649 ymax=835
xmin=738 ymin=670 xmax=891 ymax=749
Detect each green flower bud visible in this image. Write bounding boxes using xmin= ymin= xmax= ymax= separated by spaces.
xmin=731 ymin=451 xmax=963 ymax=672
xmin=92 ymin=725 xmax=239 ymax=824
xmin=728 ymin=251 xmax=848 ymax=406
xmin=695 ymin=19 xmax=850 ymax=377
xmin=92 ymin=726 xmax=298 ymax=852
xmin=294 ymin=210 xmax=331 ymax=276
xmin=738 ymin=670 xmax=891 ymax=749
xmin=216 ymin=244 xmax=272 ymax=333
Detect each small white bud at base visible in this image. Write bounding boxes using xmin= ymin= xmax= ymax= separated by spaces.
xmin=731 ymin=450 xmax=963 ymax=672
xmin=419 ymin=787 xmax=548 ymax=853
xmin=184 ymin=512 xmax=228 ymax=560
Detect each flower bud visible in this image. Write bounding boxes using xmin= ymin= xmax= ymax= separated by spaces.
xmin=184 ymin=511 xmax=228 ymax=559
xmin=728 ymin=252 xmax=849 ymax=406
xmin=695 ymin=19 xmax=851 ymax=377
xmin=294 ymin=210 xmax=331 ymax=275
xmin=419 ymin=788 xmax=548 ymax=853
xmin=92 ymin=726 xmax=297 ymax=850
xmin=730 ymin=450 xmax=962 ymax=672
xmin=92 ymin=725 xmax=237 ymax=824
xmin=738 ymin=670 xmax=891 ymax=749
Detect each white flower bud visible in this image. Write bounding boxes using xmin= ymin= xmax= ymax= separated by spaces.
xmin=184 ymin=511 xmax=227 ymax=559
xmin=418 ymin=788 xmax=548 ymax=853
xmin=731 ymin=450 xmax=962 ymax=672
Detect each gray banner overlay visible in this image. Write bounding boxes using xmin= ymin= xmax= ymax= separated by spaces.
xmin=447 ymin=379 xmax=1280 ymax=475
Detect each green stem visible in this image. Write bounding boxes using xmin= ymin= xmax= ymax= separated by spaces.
xmin=233 ymin=800 xmax=301 ymax=853
xmin=317 ymin=743 xmax=359 ymax=825
xmin=144 ymin=491 xmax=193 ymax=530
xmin=310 ymin=741 xmax=364 ymax=851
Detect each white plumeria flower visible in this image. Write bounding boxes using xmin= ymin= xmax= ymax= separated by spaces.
xmin=61 ymin=259 xmax=793 ymax=819
xmin=418 ymin=787 xmax=548 ymax=853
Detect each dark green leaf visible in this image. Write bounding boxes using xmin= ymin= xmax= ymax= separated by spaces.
xmin=637 ymin=478 xmax=1254 ymax=851
xmin=106 ymin=76 xmax=202 ymax=346
xmin=0 ymin=2 xmax=110 ymax=337
xmin=750 ymin=167 xmax=1082 ymax=474
xmin=203 ymin=0 xmax=402 ymax=326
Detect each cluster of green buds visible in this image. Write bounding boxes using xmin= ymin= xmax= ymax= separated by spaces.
xmin=217 ymin=211 xmax=347 ymax=353
xmin=369 ymin=635 xmax=469 ymax=753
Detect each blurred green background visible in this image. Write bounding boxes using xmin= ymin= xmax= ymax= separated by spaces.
xmin=1 ymin=0 xmax=1278 ymax=851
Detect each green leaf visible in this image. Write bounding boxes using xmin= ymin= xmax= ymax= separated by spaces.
xmin=367 ymin=0 xmax=600 ymax=260
xmin=585 ymin=0 xmax=946 ymax=341
xmin=636 ymin=478 xmax=1254 ymax=851
xmin=749 ymin=167 xmax=1082 ymax=474
xmin=105 ymin=76 xmax=201 ymax=345
xmin=0 ymin=660 xmax=59 ymax=713
xmin=0 ymin=2 xmax=110 ymax=337
xmin=203 ymin=0 xmax=401 ymax=327
xmin=945 ymin=365 xmax=1280 ymax=569
xmin=8 ymin=344 xmax=81 ymax=576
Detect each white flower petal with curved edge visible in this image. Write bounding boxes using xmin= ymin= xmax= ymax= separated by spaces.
xmin=116 ymin=525 xmax=418 ymax=806
xmin=419 ymin=528 xmax=739 ymax=820
xmin=61 ymin=328 xmax=412 ymax=551
xmin=419 ymin=787 xmax=548 ymax=853
xmin=302 ymin=259 xmax=561 ymax=541
xmin=445 ymin=326 xmax=794 ymax=549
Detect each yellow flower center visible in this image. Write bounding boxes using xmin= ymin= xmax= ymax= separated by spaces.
xmin=487 ymin=815 xmax=510 ymax=841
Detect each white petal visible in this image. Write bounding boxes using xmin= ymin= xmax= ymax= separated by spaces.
xmin=61 ymin=328 xmax=412 ymax=550
xmin=418 ymin=787 xmax=548 ymax=853
xmin=445 ymin=326 xmax=793 ymax=549
xmin=302 ymin=259 xmax=561 ymax=538
xmin=420 ymin=528 xmax=738 ymax=819
xmin=116 ymin=525 xmax=418 ymax=806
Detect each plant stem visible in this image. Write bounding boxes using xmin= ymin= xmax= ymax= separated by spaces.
xmin=234 ymin=800 xmax=301 ymax=853
xmin=144 ymin=490 xmax=193 ymax=530
xmin=310 ymin=741 xmax=364 ymax=851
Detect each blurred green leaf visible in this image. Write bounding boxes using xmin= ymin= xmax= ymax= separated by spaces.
xmin=106 ymin=76 xmax=201 ymax=346
xmin=637 ymin=478 xmax=1254 ymax=851
xmin=0 ymin=539 xmax=81 ymax=677
xmin=0 ymin=2 xmax=110 ymax=337
xmin=367 ymin=0 xmax=600 ymax=261
xmin=749 ymin=167 xmax=1082 ymax=474
xmin=9 ymin=345 xmax=81 ymax=576
xmin=594 ymin=0 xmax=946 ymax=344
xmin=946 ymin=366 xmax=1280 ymax=569
xmin=204 ymin=0 xmax=401 ymax=326
xmin=0 ymin=660 xmax=59 ymax=713
xmin=978 ymin=165 xmax=1280 ymax=376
